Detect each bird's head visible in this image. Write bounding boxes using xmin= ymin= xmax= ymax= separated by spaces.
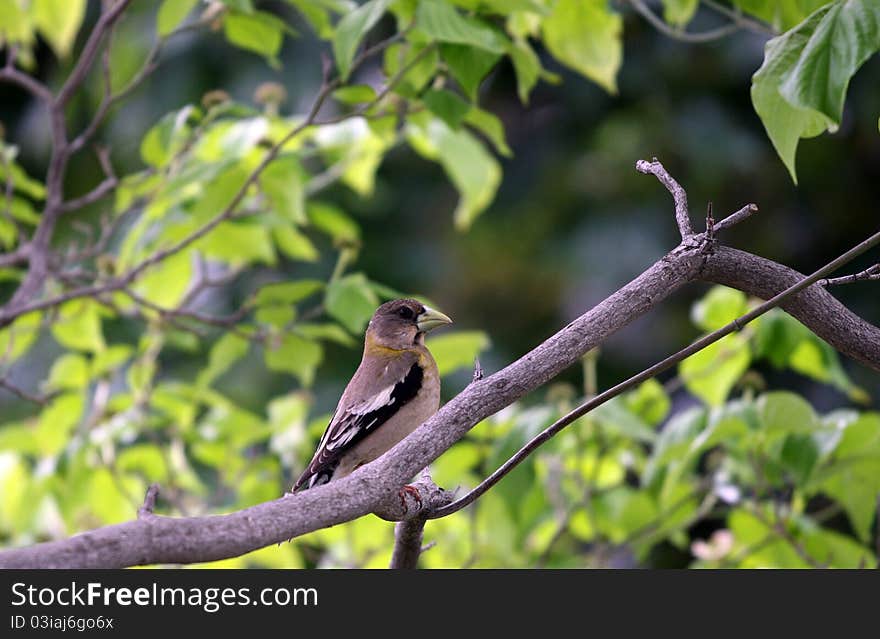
xmin=366 ymin=298 xmax=453 ymax=349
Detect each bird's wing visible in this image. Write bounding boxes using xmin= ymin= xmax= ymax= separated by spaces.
xmin=293 ymin=352 xmax=423 ymax=490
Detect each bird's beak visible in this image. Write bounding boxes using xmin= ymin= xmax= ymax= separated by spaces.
xmin=416 ymin=306 xmax=453 ymax=332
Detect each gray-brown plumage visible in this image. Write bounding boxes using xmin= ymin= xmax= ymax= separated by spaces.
xmin=292 ymin=299 xmax=452 ymax=491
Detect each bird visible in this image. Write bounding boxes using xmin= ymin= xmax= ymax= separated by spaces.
xmin=292 ymin=298 xmax=452 ymax=493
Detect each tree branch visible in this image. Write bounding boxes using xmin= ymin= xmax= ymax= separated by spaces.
xmin=0 ymin=45 xmax=53 ymax=102
xmin=391 ymin=519 xmax=427 ymax=569
xmin=628 ymin=0 xmax=740 ymax=43
xmin=636 ymin=158 xmax=693 ymax=237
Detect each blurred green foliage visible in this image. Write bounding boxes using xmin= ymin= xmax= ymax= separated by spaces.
xmin=0 ymin=0 xmax=878 ymax=568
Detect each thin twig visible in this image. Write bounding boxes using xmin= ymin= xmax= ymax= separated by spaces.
xmin=0 ymin=377 xmax=53 ymax=405
xmin=636 ymin=158 xmax=693 ymax=237
xmin=820 ymin=263 xmax=880 ymax=286
xmin=0 ymin=45 xmax=53 ymax=102
xmin=701 ymin=0 xmax=777 ymax=36
xmin=715 ymin=203 xmax=759 ymax=232
xmin=628 ymin=0 xmax=740 ymax=43
xmin=138 ymin=484 xmax=160 ymax=519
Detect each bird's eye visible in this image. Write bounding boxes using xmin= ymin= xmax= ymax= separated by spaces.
xmin=397 ymin=307 xmax=414 ymax=320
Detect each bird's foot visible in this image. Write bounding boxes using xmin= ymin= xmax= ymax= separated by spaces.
xmin=398 ymin=484 xmax=423 ymax=512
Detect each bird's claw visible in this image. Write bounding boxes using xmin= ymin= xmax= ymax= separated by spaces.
xmin=398 ymin=484 xmax=422 ymax=512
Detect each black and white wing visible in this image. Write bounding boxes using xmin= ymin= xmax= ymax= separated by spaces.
xmin=292 ymin=360 xmax=423 ymax=491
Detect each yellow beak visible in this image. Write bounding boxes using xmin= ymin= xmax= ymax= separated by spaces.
xmin=416 ymin=306 xmax=453 ymax=332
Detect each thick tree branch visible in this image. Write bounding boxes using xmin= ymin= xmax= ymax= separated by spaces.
xmin=701 ymin=246 xmax=880 ymax=371
xmin=391 ymin=519 xmax=427 ymax=569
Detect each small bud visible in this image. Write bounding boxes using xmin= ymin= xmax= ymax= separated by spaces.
xmin=202 ymin=89 xmax=231 ymax=110
xmin=96 ymin=254 xmax=116 ymax=277
xmin=254 ymin=82 xmax=287 ymax=114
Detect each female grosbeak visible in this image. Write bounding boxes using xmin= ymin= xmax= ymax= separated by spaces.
xmin=293 ymin=298 xmax=452 ymax=491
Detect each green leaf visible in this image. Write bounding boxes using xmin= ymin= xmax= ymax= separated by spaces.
xmin=195 ymin=118 xmax=268 ymax=162
xmin=36 ymin=393 xmax=84 ymax=456
xmin=0 ymin=0 xmax=33 ymax=46
xmin=416 ymin=0 xmax=509 ymax=53
xmin=332 ymin=84 xmax=378 ymax=105
xmin=295 ymin=323 xmax=357 ymax=347
xmin=33 ymin=0 xmax=85 ymax=59
xmin=286 ymin=0 xmax=337 ymax=38
xmin=431 ymin=441 xmax=482 ymax=487
xmin=307 ymin=202 xmax=361 ymax=245
xmin=591 ymin=399 xmax=658 ymax=443
xmin=333 ymin=0 xmax=392 ymax=80
xmin=117 ymin=444 xmax=169 ymax=482
xmin=691 ymin=285 xmax=748 ymax=332
xmin=0 ymin=311 xmax=41 ymax=364
xmin=789 ymin=337 xmax=858 ymax=396
xmin=51 ymin=300 xmax=104 ymax=353
xmin=425 ymin=330 xmax=490 ymax=377
xmin=140 ymin=106 xmax=199 ymax=168
xmin=256 ymin=304 xmax=295 ymax=327
xmin=754 ymin=309 xmax=810 ymax=368
xmin=464 ymin=106 xmax=512 ymax=157
xmin=264 ymin=334 xmax=323 ymax=386
xmin=820 ymin=415 xmax=880 ymax=542
xmin=799 ymin=521 xmax=876 ymax=568
xmin=423 ymin=89 xmax=471 ymax=129
xmin=131 ymin=251 xmax=193 ymax=309
xmin=680 ymin=334 xmax=751 ymax=406
xmin=662 ymin=0 xmax=699 ymax=27
xmin=157 ymin=0 xmax=198 ymax=36
xmin=46 ymin=353 xmax=89 ymax=391
xmin=223 ymin=10 xmax=288 ymax=65
xmin=273 ymin=225 xmax=319 ymax=262
xmin=440 ymin=43 xmax=502 ymax=101
xmin=261 ymin=155 xmax=306 ymax=224
xmin=623 ymin=378 xmax=671 ymax=426
xmin=255 ymin=280 xmax=324 ymax=306
xmin=542 ymin=0 xmax=622 ymax=94
xmin=779 ymin=1 xmax=880 ymax=124
xmin=750 ymin=7 xmax=838 ymax=182
xmin=0 ymin=155 xmax=47 ymax=201
xmin=383 ymin=42 xmax=440 ymax=98
xmin=311 ymin=118 xmax=394 ymax=197
xmin=91 ymin=345 xmax=134 ymax=378
xmin=88 ymin=468 xmax=142 ymax=525
xmin=508 ymin=38 xmax=540 ymax=104
xmin=199 ymin=221 xmax=277 ymax=266
xmin=406 ymin=115 xmax=501 ymax=229
xmin=198 ymin=333 xmax=250 ymax=388
xmin=757 ymin=391 xmax=818 ymax=434
xmin=644 ymin=406 xmax=707 ymax=484
xmin=325 ymin=273 xmax=380 ymax=334
xmin=780 ymin=433 xmax=819 ymax=485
